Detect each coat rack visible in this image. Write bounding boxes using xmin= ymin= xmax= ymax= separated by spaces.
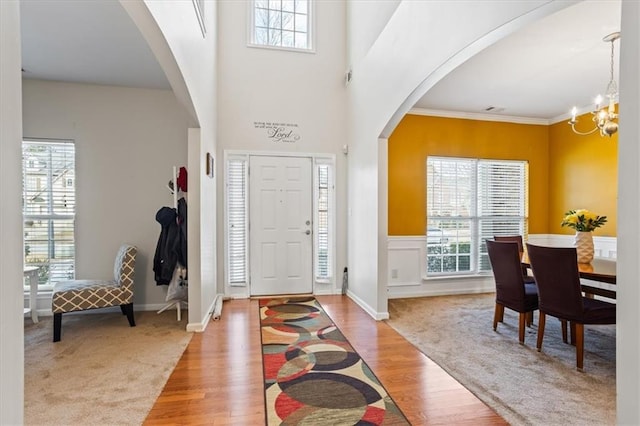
xmin=157 ymin=166 xmax=188 ymax=321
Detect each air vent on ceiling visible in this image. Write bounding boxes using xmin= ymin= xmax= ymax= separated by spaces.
xmin=484 ymin=106 xmax=505 ymax=113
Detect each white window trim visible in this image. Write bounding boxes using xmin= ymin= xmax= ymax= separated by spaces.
xmin=246 ymin=0 xmax=316 ymax=54
xmin=22 ymin=137 xmax=76 ymax=289
xmin=313 ymin=157 xmax=335 ymax=283
xmin=426 ymin=156 xmax=528 ymax=277
xmin=223 ymin=150 xmax=336 ymax=290
xmin=225 ymin=153 xmax=250 ymax=287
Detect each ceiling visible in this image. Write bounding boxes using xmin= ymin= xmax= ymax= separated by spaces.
xmin=20 ymin=0 xmax=170 ymax=90
xmin=413 ymin=1 xmax=622 ymax=123
xmin=20 ymin=1 xmax=621 ymax=123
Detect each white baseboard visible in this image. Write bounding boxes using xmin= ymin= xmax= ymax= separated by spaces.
xmin=388 ymin=277 xmax=495 ymax=299
xmin=346 ymin=289 xmax=389 ymax=320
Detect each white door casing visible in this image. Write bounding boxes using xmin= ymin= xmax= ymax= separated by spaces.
xmin=249 ymin=155 xmax=313 ymax=295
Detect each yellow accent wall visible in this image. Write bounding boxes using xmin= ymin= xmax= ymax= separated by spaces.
xmin=388 ymin=112 xmax=618 ymax=237
xmin=548 ymin=113 xmax=617 ymax=236
xmin=388 ymin=114 xmax=549 ymax=235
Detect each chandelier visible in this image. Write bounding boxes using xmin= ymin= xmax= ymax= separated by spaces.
xmin=568 ymin=32 xmax=620 ymax=137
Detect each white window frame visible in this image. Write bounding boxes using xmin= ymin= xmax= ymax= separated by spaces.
xmin=247 ymin=0 xmax=316 ymax=53
xmin=426 ymin=156 xmax=528 ymax=277
xmin=223 ymin=150 xmax=335 ymax=290
xmin=225 ymin=153 xmax=250 ymax=287
xmin=313 ymin=157 xmax=334 ymax=283
xmin=22 ymin=138 xmax=76 ymax=292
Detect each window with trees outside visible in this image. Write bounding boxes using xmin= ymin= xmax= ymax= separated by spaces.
xmin=426 ymin=156 xmax=528 ymax=276
xmin=22 ymin=139 xmax=76 ymax=288
xmin=250 ymin=0 xmax=312 ymax=51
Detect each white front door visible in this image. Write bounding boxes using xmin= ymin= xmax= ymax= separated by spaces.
xmin=249 ymin=156 xmax=313 ymax=296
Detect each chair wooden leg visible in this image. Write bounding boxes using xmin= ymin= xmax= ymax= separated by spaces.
xmin=518 ymin=313 xmax=526 ymax=344
xmin=120 ymin=305 xmax=127 ymax=315
xmin=122 ymin=303 xmax=136 ymax=327
xmin=570 ymin=322 xmax=577 ymax=346
xmin=526 ymin=311 xmax=534 ymax=327
xmin=53 ymin=313 xmax=62 ymax=342
xmin=561 ymin=319 xmax=568 ymax=343
xmin=493 ymin=303 xmax=504 ymax=331
xmin=575 ymin=323 xmax=585 ymax=371
xmin=536 ymin=312 xmax=546 ymax=351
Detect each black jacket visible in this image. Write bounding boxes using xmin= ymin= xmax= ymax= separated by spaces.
xmin=153 ymin=198 xmax=188 ymax=285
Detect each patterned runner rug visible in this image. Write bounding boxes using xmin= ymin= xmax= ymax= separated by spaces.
xmin=259 ymin=296 xmax=409 ymax=425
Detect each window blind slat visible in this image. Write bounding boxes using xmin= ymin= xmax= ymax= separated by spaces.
xmin=316 ymin=164 xmax=331 ymax=280
xmin=23 ymin=140 xmax=76 ymax=286
xmin=427 ymin=156 xmax=527 ymax=275
xmin=227 ymin=159 xmax=248 ymax=285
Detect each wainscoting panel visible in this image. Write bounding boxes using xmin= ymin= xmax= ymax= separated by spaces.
xmin=388 ymin=237 xmax=424 ymax=287
xmin=387 ymin=234 xmax=617 ymax=299
xmin=526 ymin=234 xmax=617 ymax=259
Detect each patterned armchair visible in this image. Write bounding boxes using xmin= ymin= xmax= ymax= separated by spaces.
xmin=51 ymin=244 xmax=137 ymax=342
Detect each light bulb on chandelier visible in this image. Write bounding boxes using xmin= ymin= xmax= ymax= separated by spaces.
xmin=568 ymin=32 xmax=620 ymax=137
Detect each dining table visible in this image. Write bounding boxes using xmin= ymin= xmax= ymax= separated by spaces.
xmin=521 ymin=255 xmax=616 ymax=299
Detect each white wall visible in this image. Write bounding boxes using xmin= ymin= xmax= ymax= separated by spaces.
xmin=345 ymin=0 xmax=575 ymax=327
xmin=346 ymin=0 xmax=400 ymax=67
xmin=216 ymin=0 xmax=347 ymax=296
xmin=617 ymin=0 xmax=640 ymax=422
xmin=123 ymin=0 xmax=218 ymax=330
xmin=0 ymin=1 xmax=25 ymax=423
xmin=347 ymin=0 xmax=640 ymax=421
xmin=22 ymin=79 xmax=189 ymax=310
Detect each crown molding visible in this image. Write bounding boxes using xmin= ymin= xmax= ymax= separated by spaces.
xmin=408 ymin=108 xmax=550 ymax=125
xmin=549 ymin=105 xmax=598 ymax=125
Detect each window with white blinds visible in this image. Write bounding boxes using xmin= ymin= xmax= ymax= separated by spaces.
xmin=250 ymin=0 xmax=313 ymax=51
xmin=426 ymin=156 xmax=527 ymax=276
xmin=225 ymin=154 xmax=334 ymax=287
xmin=227 ymin=158 xmax=248 ymax=285
xmin=22 ymin=139 xmax=76 ymax=287
xmin=315 ymin=162 xmax=332 ymax=281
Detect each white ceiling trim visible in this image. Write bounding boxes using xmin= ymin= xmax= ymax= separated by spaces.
xmin=408 ymin=108 xmax=550 ymax=126
xmin=549 ymin=107 xmax=596 ymax=126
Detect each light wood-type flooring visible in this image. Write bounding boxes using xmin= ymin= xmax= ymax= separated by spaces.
xmin=144 ymin=295 xmax=507 ymax=425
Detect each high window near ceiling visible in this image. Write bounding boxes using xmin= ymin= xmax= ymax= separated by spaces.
xmin=22 ymin=139 xmax=76 ymax=289
xmin=249 ymin=0 xmax=313 ymax=51
xmin=426 ymin=156 xmax=528 ymax=276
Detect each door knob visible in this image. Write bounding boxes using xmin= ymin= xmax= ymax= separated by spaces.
xmin=305 ymin=230 xmax=311 ymax=235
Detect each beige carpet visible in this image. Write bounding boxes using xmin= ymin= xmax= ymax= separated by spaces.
xmin=24 ymin=310 xmax=193 ymax=426
xmin=387 ymin=294 xmax=615 ymax=426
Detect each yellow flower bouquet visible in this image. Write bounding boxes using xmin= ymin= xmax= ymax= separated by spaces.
xmin=561 ymin=209 xmax=607 ymax=232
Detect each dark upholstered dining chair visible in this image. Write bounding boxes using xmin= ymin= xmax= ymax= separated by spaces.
xmin=486 ymin=240 xmax=539 ymax=344
xmin=493 ymin=235 xmax=534 ymax=283
xmin=526 ymin=243 xmax=616 ymax=371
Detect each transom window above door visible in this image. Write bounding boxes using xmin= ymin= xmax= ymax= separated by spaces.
xmin=249 ymin=0 xmax=314 ymax=51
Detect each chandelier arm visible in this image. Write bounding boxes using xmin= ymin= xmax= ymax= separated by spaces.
xmin=610 ymin=38 xmax=615 ymax=85
xmin=568 ymin=122 xmax=600 ymax=136
xmin=568 ymin=32 xmax=620 ymax=138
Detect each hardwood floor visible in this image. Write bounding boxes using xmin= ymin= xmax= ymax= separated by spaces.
xmin=144 ymin=295 xmax=507 ymax=425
